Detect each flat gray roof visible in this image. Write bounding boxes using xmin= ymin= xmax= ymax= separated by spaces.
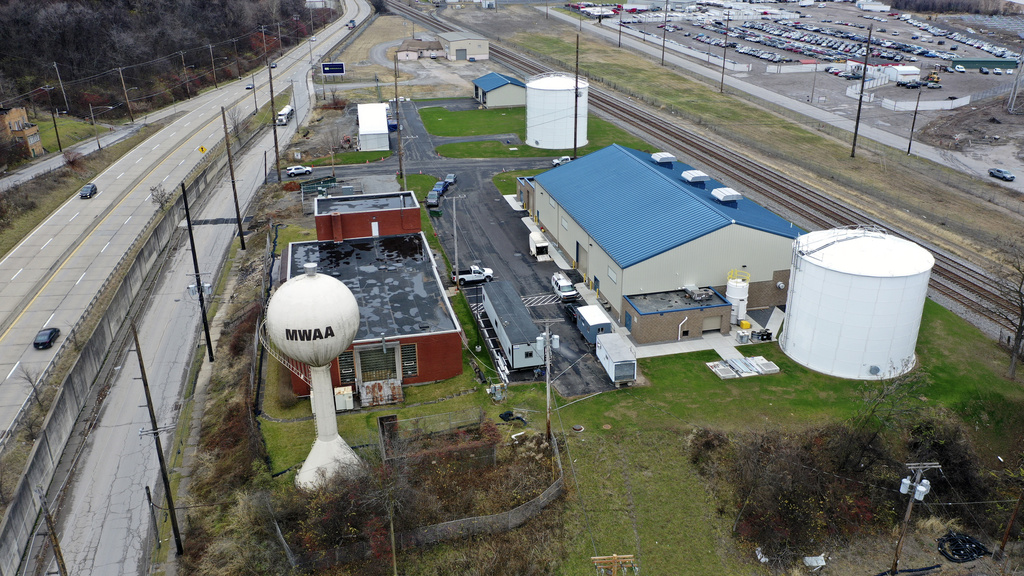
xmin=287 ymin=234 xmax=456 ymax=339
xmin=483 ymin=281 xmax=540 ymax=344
xmin=624 ymin=288 xmax=730 ymax=315
xmin=315 ymin=191 xmax=417 ymax=215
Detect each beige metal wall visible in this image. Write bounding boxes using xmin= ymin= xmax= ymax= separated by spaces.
xmin=482 ymin=86 xmax=525 ymax=108
xmin=532 ymin=181 xmax=794 ymax=323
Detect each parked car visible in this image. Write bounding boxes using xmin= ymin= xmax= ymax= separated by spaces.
xmin=993 ymin=68 xmax=1003 ymax=75
xmin=980 ymin=67 xmax=990 ymax=74
xmin=79 ymin=183 xmax=98 ymax=199
xmin=564 ymin=303 xmax=580 ymax=324
xmin=431 ymin=180 xmax=449 ymax=194
xmin=34 ymin=327 xmax=60 ymax=350
xmin=989 ymin=168 xmax=1015 ymax=181
xmin=954 ymin=65 xmax=966 ymax=72
xmin=286 ymin=165 xmax=312 ymax=177
xmin=926 ymin=83 xmax=942 ymax=89
xmin=444 ymin=173 xmax=457 ymax=185
xmin=425 ymin=190 xmax=440 ymax=207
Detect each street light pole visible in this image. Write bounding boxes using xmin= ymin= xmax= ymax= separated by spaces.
xmin=180 ymin=52 xmax=192 ymax=99
xmin=53 ymin=62 xmax=70 ymax=113
xmin=208 ymin=44 xmax=219 ymax=89
xmin=89 ymin=103 xmax=101 ymax=150
xmin=118 ymin=67 xmax=135 ymax=123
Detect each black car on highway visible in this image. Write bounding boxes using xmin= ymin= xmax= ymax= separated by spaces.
xmin=34 ymin=327 xmax=60 ymax=349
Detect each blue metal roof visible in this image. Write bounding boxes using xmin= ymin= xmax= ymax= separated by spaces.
xmin=534 ymin=144 xmax=802 ymax=268
xmin=473 ymin=72 xmax=526 ymax=93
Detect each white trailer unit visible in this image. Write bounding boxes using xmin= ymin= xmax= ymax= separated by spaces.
xmin=482 ymin=281 xmax=544 ymax=370
xmin=357 ymin=103 xmax=390 ymax=152
xmin=529 ymin=231 xmax=551 ymax=261
xmin=596 ymin=333 xmax=636 ymax=385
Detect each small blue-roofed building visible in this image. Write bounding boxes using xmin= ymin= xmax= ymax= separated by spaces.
xmin=473 ymin=72 xmax=526 ymax=108
xmin=517 ymin=145 xmax=802 ymax=344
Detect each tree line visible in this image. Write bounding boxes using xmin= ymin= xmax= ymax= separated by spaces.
xmin=0 ymin=0 xmax=332 ymax=120
xmin=890 ymin=0 xmax=1020 ymax=15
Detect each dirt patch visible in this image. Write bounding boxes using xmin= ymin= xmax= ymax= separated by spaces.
xmin=918 ymin=97 xmax=1024 ymax=162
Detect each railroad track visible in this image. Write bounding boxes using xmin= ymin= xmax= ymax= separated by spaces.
xmin=387 ymin=1 xmax=1013 ymax=332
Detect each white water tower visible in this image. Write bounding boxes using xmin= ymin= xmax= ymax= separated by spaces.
xmin=265 ymin=263 xmax=362 ymax=488
xmin=526 ymin=73 xmax=589 ymax=150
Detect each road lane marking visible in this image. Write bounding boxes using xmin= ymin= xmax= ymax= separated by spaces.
xmin=40 ymin=239 xmax=52 ymax=250
xmin=69 ymin=212 xmax=79 ymax=223
xmin=124 ymin=217 xmax=132 ymax=225
xmin=76 ymin=273 xmax=86 ymax=285
xmin=45 ymin=312 xmax=54 ymax=326
xmin=11 ymin=269 xmax=22 ymax=280
xmin=101 ymin=242 xmax=110 ymax=253
xmin=117 ymin=172 xmax=125 ymax=179
xmin=6 ymin=361 xmax=20 ymax=380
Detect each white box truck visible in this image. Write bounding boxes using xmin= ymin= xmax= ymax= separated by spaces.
xmin=530 ymin=231 xmax=551 ymax=261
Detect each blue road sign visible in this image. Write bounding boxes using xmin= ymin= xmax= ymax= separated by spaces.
xmin=321 ymin=62 xmax=346 ymax=75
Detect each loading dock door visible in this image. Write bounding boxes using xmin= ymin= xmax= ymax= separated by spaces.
xmin=702 ymin=316 xmax=721 ymax=333
xmin=456 ymin=48 xmax=467 ymax=60
xmin=576 ymin=242 xmax=589 ymax=278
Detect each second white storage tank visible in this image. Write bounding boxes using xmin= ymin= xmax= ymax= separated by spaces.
xmin=526 ymin=73 xmax=589 ymax=150
xmin=779 ymin=227 xmax=934 ymax=380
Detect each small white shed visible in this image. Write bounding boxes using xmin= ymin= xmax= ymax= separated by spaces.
xmin=885 ymin=65 xmax=921 ymax=83
xmin=596 ymin=333 xmax=637 ymax=385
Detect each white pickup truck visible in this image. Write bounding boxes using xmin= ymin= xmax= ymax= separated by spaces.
xmin=452 ymin=265 xmax=493 ymax=285
xmin=552 ymin=156 xmax=572 ymax=167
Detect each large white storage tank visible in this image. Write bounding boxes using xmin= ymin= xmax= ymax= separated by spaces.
xmin=779 ymin=227 xmax=934 ymax=380
xmin=526 ymin=73 xmax=589 ymax=150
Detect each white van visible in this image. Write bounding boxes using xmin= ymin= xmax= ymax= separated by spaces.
xmin=552 ymin=272 xmax=579 ymax=302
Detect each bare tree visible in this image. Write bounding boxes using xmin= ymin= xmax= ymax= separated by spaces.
xmin=226 ymin=105 xmax=249 ymax=144
xmin=16 ymin=365 xmax=45 ymax=442
xmin=149 ymin=183 xmax=174 ymax=210
xmin=991 ymin=237 xmax=1024 ymax=379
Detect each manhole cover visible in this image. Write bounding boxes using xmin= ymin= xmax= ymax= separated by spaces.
xmin=572 ymin=425 xmax=584 ymax=432
xmin=602 ymin=424 xmax=612 ymax=430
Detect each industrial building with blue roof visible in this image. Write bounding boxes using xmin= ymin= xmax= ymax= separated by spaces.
xmin=472 ymin=72 xmax=527 ymax=108
xmin=517 ymin=144 xmax=803 ymax=344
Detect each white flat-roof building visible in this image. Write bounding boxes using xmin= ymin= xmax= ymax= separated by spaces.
xmin=357 ymin=103 xmax=390 ymax=152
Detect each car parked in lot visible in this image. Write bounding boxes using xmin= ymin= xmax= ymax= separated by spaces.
xmin=34 ymin=327 xmax=60 ymax=350
xmin=444 ymin=173 xmax=457 ymax=185
xmin=79 ymin=183 xmax=97 ymax=199
xmin=563 ymin=303 xmax=580 ymax=325
xmin=286 ymin=165 xmax=312 ymax=177
xmin=425 ymin=190 xmax=440 ymax=207
xmin=954 ymin=65 xmax=966 ymax=73
xmin=980 ymin=67 xmax=990 ymax=74
xmin=431 ymin=180 xmax=449 ymax=194
xmin=989 ymin=168 xmax=1015 ymax=181
xmin=993 ymin=68 xmax=1003 ymax=75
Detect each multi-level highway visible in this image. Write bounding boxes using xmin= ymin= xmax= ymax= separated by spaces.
xmin=2 ymin=1 xmax=372 ymax=574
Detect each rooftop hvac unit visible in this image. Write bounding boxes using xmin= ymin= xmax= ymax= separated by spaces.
xmin=681 ymin=170 xmax=709 ymax=183
xmin=712 ymin=187 xmax=743 ymax=202
xmin=651 ymin=152 xmax=676 ymax=165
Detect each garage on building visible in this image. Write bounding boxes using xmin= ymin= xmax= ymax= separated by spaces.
xmin=438 ymin=31 xmax=489 ymax=61
xmin=516 ymin=145 xmax=801 ymax=344
xmin=396 ymin=38 xmax=443 ymax=61
xmin=472 ymin=72 xmax=526 ymax=108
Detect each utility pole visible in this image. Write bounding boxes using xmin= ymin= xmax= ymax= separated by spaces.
xmin=118 ymin=67 xmax=135 ymax=123
xmin=36 ymin=488 xmax=69 ymax=576
xmin=573 ymin=35 xmax=580 ymax=160
xmin=50 ymin=109 xmax=62 ymax=152
xmin=809 ymin=60 xmax=819 ymax=105
xmin=221 ymin=107 xmax=246 ymax=250
xmin=660 ymin=0 xmax=670 ymax=66
xmin=208 ymin=44 xmax=219 ymax=89
xmin=90 ymin=103 xmax=101 ymax=150
xmin=394 ymin=56 xmax=405 ymax=189
xmin=180 ymin=52 xmax=192 ymax=99
xmin=719 ymin=14 xmax=731 ymax=93
xmin=53 ymin=62 xmax=70 ymax=112
xmin=536 ymin=320 xmax=560 ymax=441
xmin=907 ymin=89 xmax=923 ymax=155
xmin=890 ymin=462 xmax=940 ymax=576
xmin=251 ymin=72 xmax=258 ymax=114
xmin=131 ymin=323 xmax=185 ymax=556
xmin=267 ymin=58 xmax=282 ymax=183
xmin=181 ymin=183 xmax=215 ymax=362
xmin=851 ymin=24 xmax=874 ymax=158
xmin=451 ymin=194 xmax=466 ymax=288
xmin=617 ymin=7 xmax=623 ymax=47
xmin=994 ymin=488 xmax=1023 ymax=562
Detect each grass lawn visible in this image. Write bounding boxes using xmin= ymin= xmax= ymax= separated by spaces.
xmin=33 ymin=113 xmax=106 ymax=152
xmin=260 ymin=291 xmax=1024 ymax=573
xmin=430 ymin=114 xmax=653 ymax=158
